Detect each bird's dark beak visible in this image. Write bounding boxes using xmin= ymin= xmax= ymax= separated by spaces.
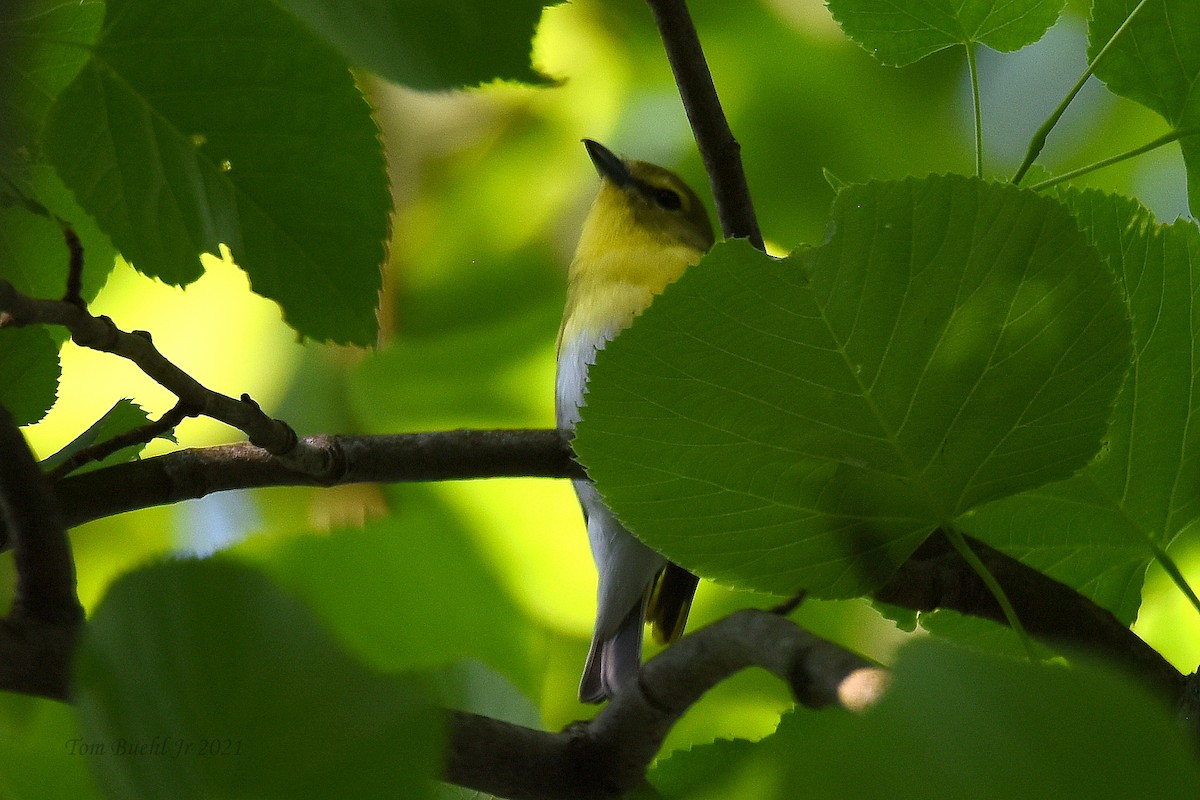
xmin=583 ymin=139 xmax=632 ymax=187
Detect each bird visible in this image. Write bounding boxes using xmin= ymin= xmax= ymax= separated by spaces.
xmin=557 ymin=139 xmax=715 ymax=703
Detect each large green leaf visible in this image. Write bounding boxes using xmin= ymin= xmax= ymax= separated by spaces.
xmin=0 ymin=326 xmax=59 ymax=426
xmin=1089 ymin=0 xmax=1200 ymax=213
xmin=650 ymin=642 xmax=1200 ymax=798
xmin=74 ymin=559 xmax=443 ymax=799
xmin=964 ymin=191 xmax=1200 ymax=621
xmin=237 ymin=495 xmax=541 ymax=690
xmin=575 ymin=175 xmax=1130 ymax=598
xmin=43 ymin=0 xmax=389 ymax=345
xmin=0 ymin=693 xmax=101 ymax=799
xmin=0 ymin=0 xmax=103 ymax=183
xmin=274 ymin=0 xmax=548 ymax=89
xmin=826 ymin=0 xmax=1065 ymax=66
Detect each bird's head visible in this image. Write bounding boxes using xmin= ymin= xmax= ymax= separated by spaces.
xmin=582 ymin=139 xmax=714 ymax=254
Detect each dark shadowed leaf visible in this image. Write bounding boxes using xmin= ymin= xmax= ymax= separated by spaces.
xmin=964 ymin=190 xmax=1200 ymax=621
xmin=75 ymin=559 xmax=443 ymax=799
xmin=275 ymin=0 xmax=548 ymax=89
xmin=650 ymin=642 xmax=1200 ymax=798
xmin=0 ymin=0 xmax=103 ymax=183
xmin=0 ymin=326 xmax=59 ymax=426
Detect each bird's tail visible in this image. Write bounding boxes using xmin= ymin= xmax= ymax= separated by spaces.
xmin=579 ymin=596 xmax=646 ymax=704
xmin=578 ymin=564 xmax=699 ymax=703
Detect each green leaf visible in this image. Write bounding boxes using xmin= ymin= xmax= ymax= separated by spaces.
xmin=0 ymin=326 xmax=59 ymax=426
xmin=0 ymin=165 xmax=116 ymax=316
xmin=650 ymin=738 xmax=758 ymax=799
xmin=650 ymin=642 xmax=1200 ymax=798
xmin=0 ymin=0 xmax=103 ymax=183
xmin=40 ymin=399 xmax=172 ymax=475
xmin=275 ymin=0 xmax=548 ymax=89
xmin=826 ymin=0 xmax=1065 ymax=67
xmin=74 ymin=559 xmax=443 ymax=799
xmin=431 ymin=659 xmax=542 ymax=728
xmin=575 ymin=176 xmax=1131 ymax=598
xmin=238 ymin=498 xmax=540 ymax=689
xmin=43 ymin=0 xmax=389 ymax=345
xmin=822 ymin=167 xmax=850 ymax=193
xmin=1089 ymin=0 xmax=1200 ymax=213
xmin=916 ymin=607 xmax=1055 ymax=661
xmin=0 ymin=692 xmax=101 ymax=799
xmin=964 ymin=190 xmax=1200 ymax=621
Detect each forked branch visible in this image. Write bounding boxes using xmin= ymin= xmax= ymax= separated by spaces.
xmin=445 ymin=609 xmax=887 ymax=799
xmin=0 ymin=278 xmax=336 ymax=478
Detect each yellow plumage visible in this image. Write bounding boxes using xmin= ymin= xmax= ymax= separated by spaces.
xmin=557 ymin=140 xmax=714 ymax=703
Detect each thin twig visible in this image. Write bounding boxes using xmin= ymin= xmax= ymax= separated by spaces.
xmin=769 ymin=590 xmax=807 ymax=616
xmin=645 ymin=0 xmax=764 ymax=250
xmin=2 ymin=417 xmax=1176 ymax=712
xmin=0 ymin=278 xmax=336 ymax=477
xmin=46 ymin=400 xmax=196 ymax=481
xmin=61 ymin=225 xmax=85 ymax=308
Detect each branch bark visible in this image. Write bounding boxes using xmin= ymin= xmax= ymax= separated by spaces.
xmin=0 ymin=404 xmax=84 ymax=699
xmin=645 ymin=0 xmax=763 ymax=249
xmin=0 ymin=278 xmax=332 ymax=476
xmin=47 ymin=429 xmax=581 ymax=529
xmin=874 ymin=530 xmax=1184 ymax=703
xmin=444 ymin=609 xmax=887 ymax=799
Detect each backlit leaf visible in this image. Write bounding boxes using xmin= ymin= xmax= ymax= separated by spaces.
xmin=575 ymin=176 xmax=1130 ymax=597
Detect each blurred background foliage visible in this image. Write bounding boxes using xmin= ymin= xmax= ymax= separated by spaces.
xmin=13 ymin=0 xmax=1193 ymax=746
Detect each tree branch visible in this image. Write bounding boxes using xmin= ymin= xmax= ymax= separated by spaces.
xmin=0 ymin=404 xmax=83 ymax=699
xmin=645 ymin=0 xmax=763 ymax=250
xmin=0 ymin=278 xmax=333 ymax=476
xmin=875 ymin=530 xmax=1184 ymax=702
xmin=48 ymin=429 xmax=582 ymax=530
xmin=444 ymin=609 xmax=887 ymax=799
xmin=32 ymin=424 xmax=1180 ymax=708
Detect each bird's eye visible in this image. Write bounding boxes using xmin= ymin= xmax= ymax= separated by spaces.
xmin=654 ymin=188 xmax=682 ymax=210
